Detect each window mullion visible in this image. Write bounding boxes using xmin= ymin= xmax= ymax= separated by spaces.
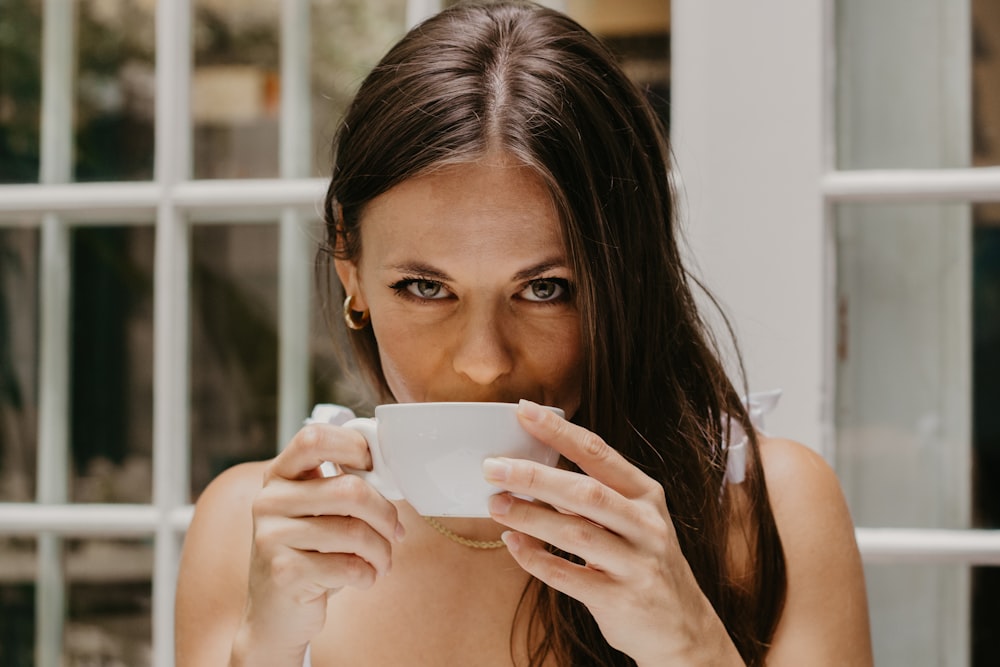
xmin=278 ymin=0 xmax=313 ymax=450
xmin=152 ymin=1 xmax=192 ymax=666
xmin=36 ymin=1 xmax=76 ymax=666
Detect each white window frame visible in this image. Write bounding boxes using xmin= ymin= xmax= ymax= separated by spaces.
xmin=671 ymin=0 xmax=1000 ymax=640
xmin=4 ymin=1 xmax=1000 ymax=666
xmin=0 ymin=1 xmax=387 ymax=665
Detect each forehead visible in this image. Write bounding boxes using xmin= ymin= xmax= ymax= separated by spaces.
xmin=358 ymin=159 xmax=566 ymax=264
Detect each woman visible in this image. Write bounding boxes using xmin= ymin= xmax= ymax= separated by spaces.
xmin=175 ymin=2 xmax=872 ymax=665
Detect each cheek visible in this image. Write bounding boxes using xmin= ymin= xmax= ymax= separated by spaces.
xmin=530 ymin=321 xmax=585 ymax=402
xmin=369 ymin=317 xmax=440 ymax=401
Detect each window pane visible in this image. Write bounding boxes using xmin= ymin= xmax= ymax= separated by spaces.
xmin=863 ymin=563 xmax=1000 ymax=667
xmin=192 ymin=1 xmax=280 ymax=179
xmin=0 ymin=227 xmax=40 ymax=502
xmin=837 ymin=0 xmax=999 ymax=169
xmin=0 ymin=1 xmax=43 ymax=184
xmin=0 ymin=537 xmax=35 ymax=666
xmin=973 ymin=204 xmax=1000 ymax=531
xmin=567 ymin=0 xmax=670 ymax=128
xmin=972 ymin=566 xmax=1000 ymax=666
xmin=438 ymin=0 xmax=671 ymax=131
xmin=837 ymin=202 xmax=999 ymax=534
xmin=835 ymin=203 xmax=977 ymax=530
xmin=70 ymin=226 xmax=154 ymax=503
xmin=74 ymin=0 xmax=156 ymax=182
xmin=309 ymin=0 xmax=408 ymax=177
xmin=974 ymin=0 xmax=1000 ymax=169
xmin=65 ymin=538 xmax=152 ymax=667
xmin=190 ymin=223 xmax=279 ymax=496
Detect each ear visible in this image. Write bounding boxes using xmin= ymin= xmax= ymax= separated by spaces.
xmin=335 ymin=258 xmax=368 ymax=312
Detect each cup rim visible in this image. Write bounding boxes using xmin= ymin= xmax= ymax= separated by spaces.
xmin=374 ymin=401 xmax=565 ymax=417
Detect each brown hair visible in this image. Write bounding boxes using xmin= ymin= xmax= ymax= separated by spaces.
xmin=319 ymin=2 xmax=786 ymax=664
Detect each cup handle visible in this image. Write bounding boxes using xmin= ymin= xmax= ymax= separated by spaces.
xmin=340 ymin=418 xmax=405 ymax=501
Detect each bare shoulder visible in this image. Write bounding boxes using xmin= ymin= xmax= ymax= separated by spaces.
xmin=758 ymin=436 xmax=844 ymax=521
xmin=756 ymin=436 xmax=873 ymax=665
xmin=175 ymin=460 xmax=270 ymax=665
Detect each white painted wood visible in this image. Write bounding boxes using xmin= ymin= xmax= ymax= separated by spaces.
xmin=671 ymin=0 xmax=826 ymax=450
xmin=36 ymin=1 xmax=75 ymax=664
xmin=279 ymin=0 xmax=315 ymax=449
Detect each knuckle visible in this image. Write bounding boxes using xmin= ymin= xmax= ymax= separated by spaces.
xmin=580 ymin=431 xmax=610 ymax=461
xmin=342 ymin=516 xmax=370 ymax=543
xmin=517 ymin=461 xmax=540 ymax=490
xmin=574 ymin=476 xmax=608 ymax=508
xmin=344 ymin=555 xmax=374 ymax=586
xmin=251 ymin=489 xmax=280 ymax=519
xmin=538 ymin=556 xmax=571 ymax=589
xmin=333 ymin=473 xmax=369 ymax=503
xmin=563 ymin=520 xmax=595 ymax=548
xmin=268 ymin=551 xmax=302 ymax=588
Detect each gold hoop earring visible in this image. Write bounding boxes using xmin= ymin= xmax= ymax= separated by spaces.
xmin=343 ymin=295 xmax=370 ymax=330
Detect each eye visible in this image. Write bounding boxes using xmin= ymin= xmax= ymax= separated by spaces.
xmin=520 ymin=278 xmax=569 ymax=303
xmin=391 ymin=278 xmax=451 ymax=300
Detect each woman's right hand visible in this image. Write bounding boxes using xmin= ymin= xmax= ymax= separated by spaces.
xmin=177 ymin=424 xmax=403 ymax=667
xmin=231 ymin=422 xmax=404 ymax=665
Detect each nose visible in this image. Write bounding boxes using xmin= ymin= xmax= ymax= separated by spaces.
xmin=451 ymin=305 xmax=514 ymax=386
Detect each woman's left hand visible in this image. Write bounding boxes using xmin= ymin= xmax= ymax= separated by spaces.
xmin=484 ymin=399 xmax=743 ymax=666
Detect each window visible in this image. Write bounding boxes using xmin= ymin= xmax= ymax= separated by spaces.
xmin=673 ymin=0 xmax=1000 ymax=665
xmin=0 ymin=1 xmax=670 ymax=665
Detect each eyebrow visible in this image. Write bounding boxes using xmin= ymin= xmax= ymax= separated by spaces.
xmin=388 ymin=262 xmax=452 ymax=281
xmin=387 ymin=258 xmax=569 ymax=282
xmin=512 ymin=259 xmax=570 ymax=281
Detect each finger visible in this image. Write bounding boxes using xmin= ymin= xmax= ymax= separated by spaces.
xmin=516 ymin=400 xmax=656 ymax=500
xmin=267 ymin=424 xmax=372 ymax=481
xmin=254 ymin=474 xmax=403 ymax=545
xmin=484 ymin=458 xmax=652 ymax=545
xmin=500 ymin=530 xmax=608 ymax=604
xmin=255 ymin=515 xmax=393 ymax=577
xmin=489 ymin=493 xmax=631 ymax=576
xmin=264 ymin=547 xmax=380 ymax=594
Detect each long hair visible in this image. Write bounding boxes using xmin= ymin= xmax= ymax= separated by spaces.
xmin=319 ymin=2 xmax=786 ymax=664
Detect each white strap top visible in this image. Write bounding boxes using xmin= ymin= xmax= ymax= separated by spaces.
xmin=723 ymin=389 xmax=781 ymax=485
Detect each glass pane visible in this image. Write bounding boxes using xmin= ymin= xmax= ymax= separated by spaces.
xmin=972 ymin=566 xmax=1000 ymax=666
xmin=974 ymin=0 xmax=1000 ymax=169
xmin=192 ymin=1 xmax=280 ymax=179
xmin=70 ymin=226 xmax=154 ymax=503
xmin=0 ymin=537 xmax=35 ymax=666
xmin=437 ymin=0 xmax=671 ymax=132
xmin=567 ymin=0 xmax=671 ymax=128
xmin=309 ymin=0 xmax=408 ymax=177
xmin=65 ymin=538 xmax=152 ymax=666
xmin=190 ymin=223 xmax=279 ymax=496
xmin=974 ymin=204 xmax=1000 ymax=531
xmin=864 ymin=563 xmax=988 ymax=667
xmin=0 ymin=0 xmax=43 ymax=184
xmin=0 ymin=226 xmax=40 ymax=502
xmin=75 ymin=0 xmax=156 ymax=182
xmin=835 ymin=203 xmax=975 ymax=530
xmin=837 ymin=0 xmax=999 ymax=168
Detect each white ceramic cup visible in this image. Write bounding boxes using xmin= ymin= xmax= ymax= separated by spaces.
xmin=309 ymin=402 xmax=563 ymax=517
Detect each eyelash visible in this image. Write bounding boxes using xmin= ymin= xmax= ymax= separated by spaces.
xmin=388 ymin=276 xmax=573 ymax=304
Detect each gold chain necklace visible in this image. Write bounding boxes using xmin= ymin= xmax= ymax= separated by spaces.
xmin=423 ymin=516 xmax=506 ymax=550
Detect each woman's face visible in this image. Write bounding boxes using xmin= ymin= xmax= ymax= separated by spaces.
xmin=336 ymin=156 xmax=583 ymax=416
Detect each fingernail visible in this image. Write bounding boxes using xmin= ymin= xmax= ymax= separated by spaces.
xmin=500 ymin=531 xmax=518 ymax=551
xmin=489 ymin=493 xmax=512 ymax=516
xmin=395 ymin=521 xmax=406 ymax=543
xmin=482 ymin=457 xmax=511 ymax=482
xmin=517 ymin=399 xmax=543 ymax=421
